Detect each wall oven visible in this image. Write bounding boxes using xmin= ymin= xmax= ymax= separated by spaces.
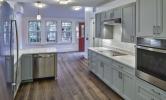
xmin=136 ymin=37 xmax=166 ymax=91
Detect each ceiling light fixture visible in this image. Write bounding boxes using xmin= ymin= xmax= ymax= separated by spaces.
xmin=0 ymin=0 xmax=4 ymax=2
xmin=72 ymin=6 xmax=82 ymax=11
xmin=36 ymin=8 xmax=42 ymax=20
xmin=57 ymin=0 xmax=71 ymax=5
xmin=34 ymin=1 xmax=46 ymax=8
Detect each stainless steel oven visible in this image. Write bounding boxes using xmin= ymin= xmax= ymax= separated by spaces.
xmin=136 ymin=37 xmax=166 ymax=91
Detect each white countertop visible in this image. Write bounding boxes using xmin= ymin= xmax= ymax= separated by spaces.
xmin=89 ymin=47 xmax=135 ymax=69
xmin=14 ymin=47 xmax=57 ymax=64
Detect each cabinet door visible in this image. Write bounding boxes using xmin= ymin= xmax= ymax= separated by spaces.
xmin=95 ymin=13 xmax=101 ymax=38
xmin=103 ymin=63 xmax=113 ymax=86
xmin=101 ymin=12 xmax=106 ymax=22
xmin=122 ymin=3 xmax=136 ymax=43
xmin=123 ymin=74 xmax=135 ymax=100
xmin=112 ymin=69 xmax=123 ymax=94
xmin=97 ymin=61 xmax=104 ymax=79
xmin=114 ymin=8 xmax=122 ymax=18
xmin=105 ymin=10 xmax=113 ymax=20
xmin=21 ymin=55 xmax=33 ymax=81
xmin=162 ymin=0 xmax=166 ymax=35
xmin=136 ymin=83 xmax=155 ymax=100
xmin=137 ymin=0 xmax=157 ymax=36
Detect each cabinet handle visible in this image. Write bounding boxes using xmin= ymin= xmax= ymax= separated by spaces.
xmin=151 ymin=89 xmax=161 ymax=96
xmin=153 ymin=26 xmax=156 ymax=34
xmin=157 ymin=26 xmax=161 ymax=34
xmin=119 ymin=72 xmax=123 ymax=79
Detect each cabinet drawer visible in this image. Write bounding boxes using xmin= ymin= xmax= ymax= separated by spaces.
xmin=123 ymin=65 xmax=135 ymax=75
xmin=112 ymin=61 xmax=124 ymax=70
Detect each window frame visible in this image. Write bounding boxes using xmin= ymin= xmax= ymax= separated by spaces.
xmin=28 ymin=20 xmax=42 ymax=44
xmin=45 ymin=20 xmax=58 ymax=43
xmin=61 ymin=21 xmax=72 ymax=43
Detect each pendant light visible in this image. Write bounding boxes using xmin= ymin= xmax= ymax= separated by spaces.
xmin=37 ymin=8 xmax=41 ymax=20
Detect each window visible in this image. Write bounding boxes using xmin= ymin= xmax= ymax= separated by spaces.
xmin=28 ymin=21 xmax=41 ymax=43
xmin=45 ymin=21 xmax=57 ymax=42
xmin=61 ymin=21 xmax=72 ymax=43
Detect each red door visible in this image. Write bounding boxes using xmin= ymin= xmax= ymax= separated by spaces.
xmin=79 ymin=22 xmax=85 ymax=52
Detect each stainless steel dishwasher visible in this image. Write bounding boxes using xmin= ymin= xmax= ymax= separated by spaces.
xmin=33 ymin=53 xmax=56 ymax=79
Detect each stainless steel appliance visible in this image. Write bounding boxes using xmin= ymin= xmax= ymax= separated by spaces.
xmin=136 ymin=36 xmax=166 ymax=91
xmin=103 ymin=18 xmax=121 ymax=25
xmin=0 ymin=1 xmax=19 ymax=100
xmin=33 ymin=54 xmax=56 ymax=79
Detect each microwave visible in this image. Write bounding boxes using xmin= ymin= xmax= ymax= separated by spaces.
xmin=136 ymin=37 xmax=166 ymax=91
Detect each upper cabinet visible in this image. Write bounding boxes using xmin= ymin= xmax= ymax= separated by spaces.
xmin=136 ymin=0 xmax=165 ymax=36
xmin=95 ymin=13 xmax=101 ymax=38
xmin=122 ymin=3 xmax=136 ymax=43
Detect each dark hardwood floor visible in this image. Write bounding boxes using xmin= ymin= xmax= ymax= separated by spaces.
xmin=15 ymin=52 xmax=123 ymax=100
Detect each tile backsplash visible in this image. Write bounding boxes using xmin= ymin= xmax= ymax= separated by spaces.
xmin=96 ymin=25 xmax=136 ymax=55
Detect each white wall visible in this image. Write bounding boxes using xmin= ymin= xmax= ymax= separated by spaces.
xmin=95 ymin=0 xmax=136 ymax=54
xmin=22 ymin=17 xmax=84 ymax=52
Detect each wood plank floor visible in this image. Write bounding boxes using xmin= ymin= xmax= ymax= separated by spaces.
xmin=15 ymin=52 xmax=123 ymax=100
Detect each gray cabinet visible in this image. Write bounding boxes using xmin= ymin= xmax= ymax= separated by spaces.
xmin=136 ymin=78 xmax=166 ymax=100
xmin=112 ymin=69 xmax=123 ymax=94
xmin=113 ymin=8 xmax=122 ymax=18
xmin=136 ymin=0 xmax=163 ymax=36
xmin=105 ymin=10 xmax=114 ymax=20
xmin=122 ymin=3 xmax=136 ymax=43
xmin=123 ymin=74 xmax=135 ymax=100
xmin=103 ymin=63 xmax=113 ymax=86
xmin=162 ymin=0 xmax=166 ymax=35
xmin=95 ymin=13 xmax=101 ymax=38
xmin=21 ymin=55 xmax=33 ymax=81
xmin=97 ymin=61 xmax=104 ymax=79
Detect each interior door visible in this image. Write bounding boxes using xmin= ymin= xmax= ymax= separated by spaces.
xmin=79 ymin=22 xmax=85 ymax=52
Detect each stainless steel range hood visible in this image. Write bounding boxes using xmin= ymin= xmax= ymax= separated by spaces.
xmin=103 ymin=18 xmax=121 ymax=25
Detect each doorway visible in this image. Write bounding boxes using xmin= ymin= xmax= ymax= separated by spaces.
xmin=78 ymin=22 xmax=85 ymax=52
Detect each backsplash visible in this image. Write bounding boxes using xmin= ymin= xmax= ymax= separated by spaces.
xmin=97 ymin=25 xmax=135 ymax=55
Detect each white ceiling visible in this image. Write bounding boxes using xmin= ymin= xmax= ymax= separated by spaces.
xmin=8 ymin=0 xmax=112 ymax=7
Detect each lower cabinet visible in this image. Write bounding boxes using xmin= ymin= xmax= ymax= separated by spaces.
xmin=21 ymin=55 xmax=33 ymax=81
xmin=136 ymin=78 xmax=166 ymax=100
xmin=88 ymin=50 xmax=166 ymax=100
xmin=97 ymin=61 xmax=104 ymax=79
xmin=112 ymin=69 xmax=123 ymax=94
xmin=123 ymin=74 xmax=136 ymax=100
xmin=103 ymin=63 xmax=113 ymax=86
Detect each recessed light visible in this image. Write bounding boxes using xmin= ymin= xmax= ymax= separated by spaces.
xmin=57 ymin=0 xmax=71 ymax=5
xmin=72 ymin=6 xmax=82 ymax=11
xmin=0 ymin=0 xmax=4 ymax=2
xmin=34 ymin=1 xmax=46 ymax=8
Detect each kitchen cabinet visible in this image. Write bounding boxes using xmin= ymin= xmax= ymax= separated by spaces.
xmin=162 ymin=0 xmax=166 ymax=35
xmin=103 ymin=62 xmax=113 ymax=86
xmin=112 ymin=69 xmax=123 ymax=94
xmin=122 ymin=3 xmax=136 ymax=43
xmin=123 ymin=73 xmax=135 ymax=100
xmin=113 ymin=8 xmax=122 ymax=19
xmin=136 ymin=78 xmax=166 ymax=100
xmin=101 ymin=12 xmax=106 ymax=22
xmin=95 ymin=13 xmax=101 ymax=38
xmin=21 ymin=55 xmax=33 ymax=81
xmin=105 ymin=10 xmax=114 ymax=20
xmin=105 ymin=8 xmax=122 ymax=20
xmin=98 ymin=61 xmax=104 ymax=79
xmin=136 ymin=0 xmax=163 ymax=36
